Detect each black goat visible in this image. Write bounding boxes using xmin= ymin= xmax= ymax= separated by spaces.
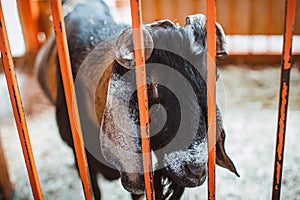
xmin=35 ymin=0 xmax=239 ymax=199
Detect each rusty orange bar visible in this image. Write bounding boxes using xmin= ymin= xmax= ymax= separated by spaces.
xmin=49 ymin=1 xmax=92 ymax=199
xmin=206 ymin=0 xmax=216 ymax=200
xmin=130 ymin=0 xmax=155 ymax=199
xmin=272 ymin=0 xmax=296 ymax=199
xmin=0 ymin=2 xmax=43 ymax=200
xmin=17 ymin=0 xmax=41 ymax=53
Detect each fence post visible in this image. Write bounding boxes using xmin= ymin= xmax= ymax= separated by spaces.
xmin=49 ymin=1 xmax=92 ymax=199
xmin=16 ymin=0 xmax=41 ymax=53
xmin=271 ymin=0 xmax=296 ymax=199
xmin=130 ymin=0 xmax=156 ymax=199
xmin=206 ymin=0 xmax=217 ymax=199
xmin=0 ymin=2 xmax=43 ymax=199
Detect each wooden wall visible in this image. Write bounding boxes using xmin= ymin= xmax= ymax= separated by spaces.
xmin=141 ymin=0 xmax=300 ymax=35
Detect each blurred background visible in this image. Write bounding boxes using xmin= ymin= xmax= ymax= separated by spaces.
xmin=0 ymin=0 xmax=299 ymax=199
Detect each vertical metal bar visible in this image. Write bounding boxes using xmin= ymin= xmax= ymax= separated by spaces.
xmin=0 ymin=2 xmax=43 ymax=200
xmin=49 ymin=1 xmax=92 ymax=199
xmin=17 ymin=0 xmax=41 ymax=53
xmin=272 ymin=0 xmax=296 ymax=199
xmin=129 ymin=0 xmax=155 ymax=199
xmin=206 ymin=0 xmax=216 ymax=200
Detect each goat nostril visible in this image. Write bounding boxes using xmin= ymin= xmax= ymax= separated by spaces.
xmin=186 ymin=163 xmax=203 ymax=176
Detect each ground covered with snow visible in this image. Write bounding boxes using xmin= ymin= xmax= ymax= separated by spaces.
xmin=0 ymin=65 xmax=299 ymax=200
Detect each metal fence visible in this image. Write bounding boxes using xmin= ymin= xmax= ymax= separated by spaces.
xmin=0 ymin=0 xmax=297 ymax=199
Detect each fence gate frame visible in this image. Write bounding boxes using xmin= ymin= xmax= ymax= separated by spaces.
xmin=0 ymin=0 xmax=297 ymax=199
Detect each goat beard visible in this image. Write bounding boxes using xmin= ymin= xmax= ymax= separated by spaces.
xmin=154 ymin=168 xmax=185 ymax=200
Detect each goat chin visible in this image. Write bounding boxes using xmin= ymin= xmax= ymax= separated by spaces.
xmin=120 ymin=173 xmax=145 ymax=195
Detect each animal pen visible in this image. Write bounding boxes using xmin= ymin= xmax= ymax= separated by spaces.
xmin=0 ymin=0 xmax=299 ymax=199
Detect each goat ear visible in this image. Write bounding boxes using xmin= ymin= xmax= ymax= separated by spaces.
xmin=215 ymin=22 xmax=228 ymax=59
xmin=185 ymin=14 xmax=228 ymax=58
xmin=216 ymin=106 xmax=240 ymax=177
xmin=115 ymin=27 xmax=154 ymax=69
